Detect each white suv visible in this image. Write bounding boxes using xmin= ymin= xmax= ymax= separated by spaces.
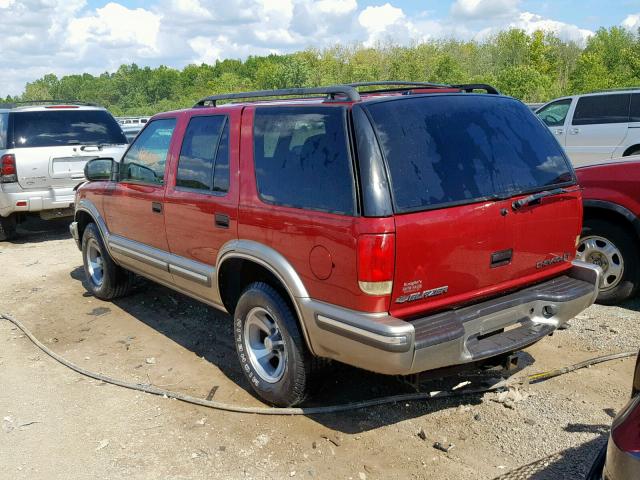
xmin=0 ymin=102 xmax=128 ymax=240
xmin=536 ymin=89 xmax=640 ymax=167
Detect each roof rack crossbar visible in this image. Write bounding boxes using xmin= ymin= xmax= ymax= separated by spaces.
xmin=451 ymin=84 xmax=500 ymax=95
xmin=348 ymin=81 xmax=452 ymax=89
xmin=194 ymin=86 xmax=360 ymax=107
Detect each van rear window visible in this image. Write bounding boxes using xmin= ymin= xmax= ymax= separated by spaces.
xmin=0 ymin=113 xmax=7 ymax=149
xmin=364 ymin=95 xmax=574 ymax=213
xmin=11 ymin=110 xmax=126 ymax=148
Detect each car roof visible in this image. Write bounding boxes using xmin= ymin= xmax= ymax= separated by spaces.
xmin=152 ymin=83 xmax=502 ymax=118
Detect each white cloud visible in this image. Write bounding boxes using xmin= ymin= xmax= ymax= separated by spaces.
xmin=509 ymin=12 xmax=593 ymax=43
xmin=67 ymin=3 xmax=161 ymax=52
xmin=451 ymin=0 xmax=520 ymax=19
xmin=622 ymin=13 xmax=640 ymax=31
xmin=0 ymin=0 xmax=619 ymax=97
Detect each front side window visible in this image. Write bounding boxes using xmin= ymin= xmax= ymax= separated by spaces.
xmin=253 ymin=107 xmax=355 ymax=215
xmin=364 ymin=95 xmax=574 ymax=213
xmin=572 ymin=94 xmax=630 ymax=125
xmin=176 ymin=115 xmax=229 ymax=193
xmin=11 ymin=109 xmax=127 ymax=148
xmin=0 ymin=113 xmax=7 ymax=149
xmin=120 ymin=118 xmax=176 ymax=185
xmin=537 ymin=99 xmax=572 ymax=127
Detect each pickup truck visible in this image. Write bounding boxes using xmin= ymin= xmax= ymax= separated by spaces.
xmin=576 ymin=158 xmax=640 ymax=304
xmin=71 ymin=82 xmax=600 ymax=406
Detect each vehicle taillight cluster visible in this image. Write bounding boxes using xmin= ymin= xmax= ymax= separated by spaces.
xmin=0 ymin=154 xmax=17 ymax=183
xmin=357 ymin=233 xmax=395 ymax=296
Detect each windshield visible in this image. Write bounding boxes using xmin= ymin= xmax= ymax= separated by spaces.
xmin=363 ymin=95 xmax=575 ymax=213
xmin=0 ymin=113 xmax=7 ymax=149
xmin=12 ymin=109 xmax=127 ymax=148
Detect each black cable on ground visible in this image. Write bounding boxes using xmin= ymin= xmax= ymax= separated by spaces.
xmin=1 ymin=312 xmax=636 ymax=416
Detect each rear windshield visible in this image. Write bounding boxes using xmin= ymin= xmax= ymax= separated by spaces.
xmin=0 ymin=113 xmax=7 ymax=149
xmin=364 ymin=95 xmax=574 ymax=213
xmin=11 ymin=109 xmax=127 ymax=148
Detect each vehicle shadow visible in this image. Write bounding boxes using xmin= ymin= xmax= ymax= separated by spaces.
xmin=493 ymin=431 xmax=608 ymax=479
xmin=7 ymin=216 xmax=72 ymax=244
xmin=69 ymin=266 xmax=532 ymax=434
xmin=619 ymin=296 xmax=640 ymax=313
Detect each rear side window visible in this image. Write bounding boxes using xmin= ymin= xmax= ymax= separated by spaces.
xmin=120 ymin=118 xmax=176 ymax=185
xmin=176 ymin=115 xmax=229 ymax=193
xmin=537 ymin=98 xmax=572 ymax=127
xmin=0 ymin=113 xmax=7 ymax=149
xmin=253 ymin=107 xmax=355 ymax=215
xmin=12 ymin=109 xmax=127 ymax=148
xmin=572 ymin=94 xmax=630 ymax=125
xmin=631 ymin=94 xmax=640 ymax=122
xmin=364 ymin=95 xmax=574 ymax=213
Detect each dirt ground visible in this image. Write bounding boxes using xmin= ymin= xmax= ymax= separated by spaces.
xmin=1 ymin=217 xmax=638 ymax=480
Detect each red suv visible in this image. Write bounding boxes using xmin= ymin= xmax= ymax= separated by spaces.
xmin=576 ymin=158 xmax=640 ymax=304
xmin=70 ymin=82 xmax=600 ymax=406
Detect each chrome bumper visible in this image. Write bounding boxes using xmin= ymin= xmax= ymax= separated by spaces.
xmin=300 ymin=261 xmax=601 ymax=375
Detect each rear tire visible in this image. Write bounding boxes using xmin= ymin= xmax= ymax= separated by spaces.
xmin=624 ymin=146 xmax=640 ymax=157
xmin=81 ymin=223 xmax=134 ymax=300
xmin=0 ymin=214 xmax=17 ymax=241
xmin=234 ymin=282 xmax=312 ymax=407
xmin=577 ymin=218 xmax=640 ymax=305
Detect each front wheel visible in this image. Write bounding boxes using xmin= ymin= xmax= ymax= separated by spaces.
xmin=234 ymin=282 xmax=312 ymax=407
xmin=577 ymin=218 xmax=640 ymax=304
xmin=81 ymin=223 xmax=134 ymax=300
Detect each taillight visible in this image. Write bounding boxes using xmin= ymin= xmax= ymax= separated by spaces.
xmin=611 ymin=397 xmax=640 ymax=454
xmin=357 ymin=233 xmax=395 ymax=296
xmin=0 ymin=154 xmax=17 ymax=183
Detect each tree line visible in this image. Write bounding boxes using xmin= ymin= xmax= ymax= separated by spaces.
xmin=5 ymin=26 xmax=640 ymax=116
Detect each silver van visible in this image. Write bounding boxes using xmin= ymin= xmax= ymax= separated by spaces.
xmin=0 ymin=102 xmax=127 ymax=240
xmin=536 ymin=89 xmax=640 ymax=167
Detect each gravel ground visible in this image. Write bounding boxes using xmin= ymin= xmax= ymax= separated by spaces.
xmin=0 ymin=217 xmax=638 ymax=480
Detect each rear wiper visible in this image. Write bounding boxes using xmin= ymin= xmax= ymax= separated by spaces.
xmin=511 ymin=188 xmax=568 ymax=211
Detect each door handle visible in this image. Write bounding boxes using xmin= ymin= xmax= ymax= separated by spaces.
xmin=554 ymin=128 xmax=564 ymax=135
xmin=215 ymin=213 xmax=230 ymax=229
xmin=569 ymin=128 xmax=580 ymax=135
xmin=151 ymin=202 xmax=163 ymax=213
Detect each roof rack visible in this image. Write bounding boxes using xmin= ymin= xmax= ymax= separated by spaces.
xmin=451 ymin=84 xmax=500 ymax=95
xmin=348 ymin=81 xmax=451 ymax=90
xmin=0 ymin=100 xmax=100 ymax=109
xmin=194 ymin=86 xmax=360 ymax=107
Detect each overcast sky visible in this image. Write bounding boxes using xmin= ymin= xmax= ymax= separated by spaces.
xmin=1 ymin=0 xmax=639 ymax=97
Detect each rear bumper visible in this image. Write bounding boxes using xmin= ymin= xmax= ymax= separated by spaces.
xmin=301 ymin=261 xmax=600 ymax=375
xmin=0 ymin=184 xmax=76 ymax=218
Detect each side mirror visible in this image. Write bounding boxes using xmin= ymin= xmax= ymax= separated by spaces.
xmin=84 ymin=157 xmax=115 ymax=181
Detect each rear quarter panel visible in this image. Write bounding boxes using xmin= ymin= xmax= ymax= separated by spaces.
xmin=576 ymin=160 xmax=640 ymax=217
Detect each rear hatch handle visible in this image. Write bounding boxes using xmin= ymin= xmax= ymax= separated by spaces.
xmin=512 ymin=188 xmax=568 ymax=211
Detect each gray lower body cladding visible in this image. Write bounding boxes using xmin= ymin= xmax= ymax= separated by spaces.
xmin=301 ymin=261 xmax=600 ymax=375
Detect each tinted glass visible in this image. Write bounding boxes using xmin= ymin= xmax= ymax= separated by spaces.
xmin=0 ymin=113 xmax=7 ymax=149
xmin=631 ymin=94 xmax=640 ymax=122
xmin=120 ymin=118 xmax=176 ymax=185
xmin=12 ymin=109 xmax=126 ymax=148
xmin=364 ymin=95 xmax=574 ymax=213
xmin=253 ymin=107 xmax=355 ymax=215
xmin=572 ymin=94 xmax=630 ymax=125
xmin=176 ymin=115 xmax=229 ymax=193
xmin=537 ymin=99 xmax=572 ymax=127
